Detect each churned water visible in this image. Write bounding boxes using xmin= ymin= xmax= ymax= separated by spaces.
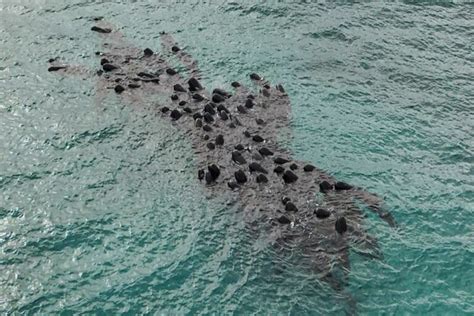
xmin=0 ymin=1 xmax=473 ymax=314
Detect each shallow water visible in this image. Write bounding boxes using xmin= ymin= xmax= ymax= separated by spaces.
xmin=1 ymin=1 xmax=473 ymax=314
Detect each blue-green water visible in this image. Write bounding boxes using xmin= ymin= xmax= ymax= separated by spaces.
xmin=1 ymin=1 xmax=473 ymax=314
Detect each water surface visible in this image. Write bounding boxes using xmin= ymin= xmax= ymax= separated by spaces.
xmin=1 ymin=1 xmax=473 ymax=314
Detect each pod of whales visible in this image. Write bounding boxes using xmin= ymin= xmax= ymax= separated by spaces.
xmin=47 ymin=21 xmax=397 ymax=307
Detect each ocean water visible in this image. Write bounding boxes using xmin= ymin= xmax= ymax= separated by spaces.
xmin=1 ymin=0 xmax=473 ymax=314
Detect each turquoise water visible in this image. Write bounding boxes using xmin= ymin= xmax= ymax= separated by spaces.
xmin=1 ymin=1 xmax=473 ymax=314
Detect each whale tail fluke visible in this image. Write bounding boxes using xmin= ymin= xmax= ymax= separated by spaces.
xmin=353 ymin=188 xmax=397 ymax=227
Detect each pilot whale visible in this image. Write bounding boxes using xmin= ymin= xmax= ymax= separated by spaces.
xmin=48 ymin=20 xmax=397 ymax=307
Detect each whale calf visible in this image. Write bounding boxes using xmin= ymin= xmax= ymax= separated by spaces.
xmin=48 ymin=20 xmax=396 ymax=305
